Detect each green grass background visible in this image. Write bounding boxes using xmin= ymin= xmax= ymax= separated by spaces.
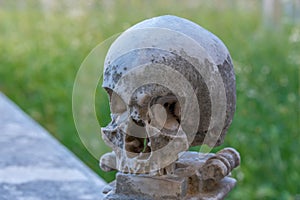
xmin=0 ymin=1 xmax=299 ymax=199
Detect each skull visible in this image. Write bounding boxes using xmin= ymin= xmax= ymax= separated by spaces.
xmin=100 ymin=15 xmax=236 ymax=174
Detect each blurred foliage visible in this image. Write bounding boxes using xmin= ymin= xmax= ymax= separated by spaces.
xmin=0 ymin=0 xmax=299 ymax=199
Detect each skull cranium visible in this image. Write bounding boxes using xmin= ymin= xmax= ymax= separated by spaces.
xmin=100 ymin=15 xmax=236 ymax=174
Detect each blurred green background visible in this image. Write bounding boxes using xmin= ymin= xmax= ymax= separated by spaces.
xmin=0 ymin=0 xmax=299 ymax=199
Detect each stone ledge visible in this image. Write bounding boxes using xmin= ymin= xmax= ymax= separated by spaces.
xmin=0 ymin=92 xmax=105 ymax=200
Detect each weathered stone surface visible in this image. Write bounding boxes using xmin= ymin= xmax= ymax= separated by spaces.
xmin=0 ymin=93 xmax=105 ymax=200
xmin=116 ymin=173 xmax=187 ymax=199
xmin=100 ymin=152 xmax=117 ymax=172
xmin=201 ymin=148 xmax=241 ymax=183
xmin=103 ymin=15 xmax=236 ymax=148
xmin=100 ymin=15 xmax=240 ymax=200
xmin=102 ymin=152 xmax=237 ymax=200
xmin=197 ymin=177 xmax=236 ymax=200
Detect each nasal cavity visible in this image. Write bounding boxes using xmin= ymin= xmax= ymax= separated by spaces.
xmin=131 ymin=117 xmax=146 ymax=127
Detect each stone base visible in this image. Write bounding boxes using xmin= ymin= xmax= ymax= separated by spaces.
xmin=101 ymin=152 xmax=237 ymax=200
xmin=117 ymin=173 xmax=187 ymax=198
xmin=186 ymin=177 xmax=236 ymax=200
xmin=102 ymin=174 xmax=236 ymax=200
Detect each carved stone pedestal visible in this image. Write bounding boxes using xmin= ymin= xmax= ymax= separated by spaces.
xmin=102 ymin=151 xmax=238 ymax=200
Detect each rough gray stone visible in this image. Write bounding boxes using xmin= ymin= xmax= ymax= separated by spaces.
xmin=100 ymin=15 xmax=241 ymax=200
xmin=0 ymin=92 xmax=105 ymax=200
xmin=102 ymin=15 xmax=236 ymax=148
xmin=102 ymin=152 xmax=238 ymax=200
xmin=201 ymin=148 xmax=241 ymax=183
xmin=116 ymin=173 xmax=187 ymax=199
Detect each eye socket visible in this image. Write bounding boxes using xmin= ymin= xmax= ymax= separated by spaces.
xmin=155 ymin=96 xmax=180 ymax=118
xmin=149 ymin=95 xmax=181 ymax=131
xmin=107 ymin=89 xmax=127 ymax=114
xmin=164 ymin=102 xmax=177 ymax=116
xmin=148 ymin=104 xmax=167 ymax=130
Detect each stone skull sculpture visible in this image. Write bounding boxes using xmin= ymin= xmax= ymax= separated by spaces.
xmin=100 ymin=15 xmax=236 ymax=175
